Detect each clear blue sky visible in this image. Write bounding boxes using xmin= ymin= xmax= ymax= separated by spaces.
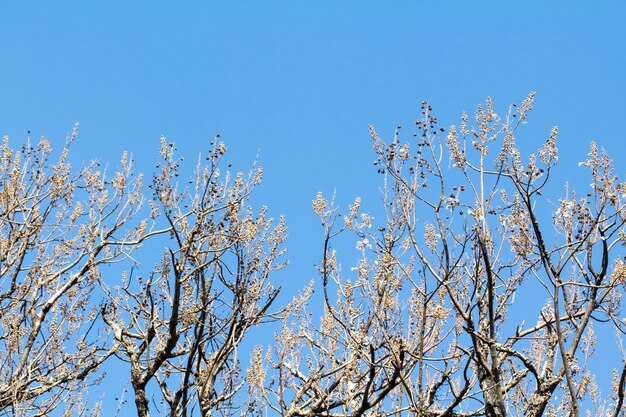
xmin=2 ymin=2 xmax=625 ymax=285
xmin=2 ymin=1 xmax=626 ymax=414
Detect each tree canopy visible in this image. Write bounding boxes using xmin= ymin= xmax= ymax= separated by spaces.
xmin=1 ymin=95 xmax=625 ymax=417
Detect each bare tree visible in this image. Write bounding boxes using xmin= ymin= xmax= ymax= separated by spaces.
xmin=102 ymin=137 xmax=287 ymax=417
xmin=259 ymin=95 xmax=626 ymax=417
xmin=0 ymin=126 xmax=148 ymax=416
xmin=0 ymin=130 xmax=286 ymax=417
xmin=3 ymin=95 xmax=626 ymax=417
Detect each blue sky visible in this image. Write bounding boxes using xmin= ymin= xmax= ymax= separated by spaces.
xmin=2 ymin=1 xmax=626 ymax=414
xmin=2 ymin=2 xmax=625 ymax=285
